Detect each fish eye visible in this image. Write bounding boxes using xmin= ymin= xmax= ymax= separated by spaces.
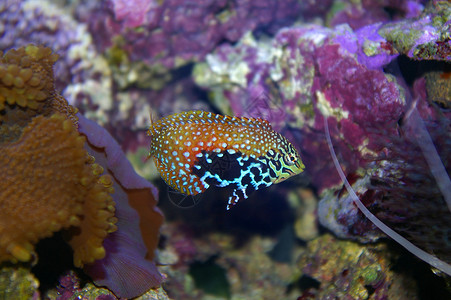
xmin=285 ymin=153 xmax=296 ymax=165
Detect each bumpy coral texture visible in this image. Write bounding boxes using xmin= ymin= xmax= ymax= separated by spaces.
xmin=379 ymin=1 xmax=451 ymax=61
xmin=87 ymin=0 xmax=303 ymax=68
xmin=297 ymin=234 xmax=396 ymax=299
xmin=0 ymin=45 xmax=116 ymax=267
xmin=0 ymin=45 xmax=57 ymax=115
xmin=193 ymin=20 xmax=451 ymax=271
xmin=0 ymin=0 xmax=113 ymax=116
xmin=0 ymin=45 xmax=78 ymax=139
xmin=0 ymin=266 xmax=39 ymax=299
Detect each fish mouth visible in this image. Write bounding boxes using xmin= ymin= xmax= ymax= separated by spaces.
xmin=273 ymin=160 xmax=305 ymax=184
xmin=294 ymin=160 xmax=305 ymax=172
xmin=273 ymin=176 xmax=286 ymax=184
xmin=273 ymin=167 xmax=293 ymax=184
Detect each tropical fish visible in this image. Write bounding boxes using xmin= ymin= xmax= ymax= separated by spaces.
xmin=147 ymin=110 xmax=304 ymax=209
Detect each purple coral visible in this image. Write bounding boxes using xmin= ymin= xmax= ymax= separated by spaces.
xmin=84 ymin=0 xmax=303 ymax=68
xmin=0 ymin=0 xmax=76 ymax=90
xmin=378 ymin=1 xmax=451 ymax=61
xmin=195 ymin=24 xmax=405 ymax=190
xmin=192 ymin=14 xmax=451 ymax=275
xmin=0 ymin=0 xmax=113 ymax=127
xmin=78 ymin=114 xmax=164 ymax=299
xmin=329 ymin=0 xmax=424 ymax=29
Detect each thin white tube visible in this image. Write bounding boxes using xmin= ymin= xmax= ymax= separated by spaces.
xmin=324 ymin=116 xmax=451 ymax=276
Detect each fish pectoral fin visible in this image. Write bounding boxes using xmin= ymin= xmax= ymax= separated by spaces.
xmin=226 ymin=191 xmax=239 ymax=210
xmin=226 ymin=188 xmax=249 ymax=210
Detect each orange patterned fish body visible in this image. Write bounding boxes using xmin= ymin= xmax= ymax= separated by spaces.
xmin=148 ymin=110 xmax=304 ymax=209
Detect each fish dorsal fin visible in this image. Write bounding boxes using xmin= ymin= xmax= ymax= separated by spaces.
xmin=148 ymin=110 xmax=274 ymax=136
xmin=147 ymin=109 xmax=159 ymax=137
xmin=148 ymin=111 xmax=206 ymax=136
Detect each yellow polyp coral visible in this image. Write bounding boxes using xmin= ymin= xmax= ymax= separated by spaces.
xmin=0 ymin=45 xmax=57 ymax=114
xmin=68 ymin=171 xmax=117 ymax=267
xmin=0 ymin=45 xmax=116 ymax=267
xmin=0 ymin=114 xmax=83 ymax=262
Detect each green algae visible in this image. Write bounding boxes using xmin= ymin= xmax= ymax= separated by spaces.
xmin=0 ymin=265 xmax=39 ymax=299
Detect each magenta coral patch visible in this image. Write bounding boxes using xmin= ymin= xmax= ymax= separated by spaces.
xmin=316 ymin=43 xmax=404 ymax=126
xmin=112 ymin=0 xmax=155 ymax=27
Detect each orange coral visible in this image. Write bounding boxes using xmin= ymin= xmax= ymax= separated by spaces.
xmin=0 ymin=45 xmax=116 ymax=267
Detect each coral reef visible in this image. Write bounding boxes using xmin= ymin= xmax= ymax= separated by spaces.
xmin=51 ymin=270 xmax=116 ymax=299
xmin=157 ymin=215 xmax=423 ymax=300
xmin=2 ymin=0 xmax=450 ymax=298
xmin=193 ymin=1 xmax=451 ymax=278
xmin=425 ymin=70 xmax=451 ymax=108
xmin=193 ymin=25 xmax=405 ymax=191
xmin=328 ymin=0 xmax=424 ymax=29
xmin=0 ymin=0 xmax=113 ymax=124
xmin=0 ymin=45 xmax=115 ymax=267
xmin=0 ymin=44 xmax=164 ymax=298
xmin=49 ymin=0 xmax=306 ymax=152
xmin=291 ymin=189 xmax=320 ymax=242
xmin=110 ymin=79 xmax=212 ymax=154
xmin=84 ymin=0 xmax=303 ymax=70
xmin=0 ymin=113 xmax=113 ymax=265
xmin=158 ymin=222 xmax=299 ymax=300
xmin=0 ymin=266 xmax=39 ymax=299
xmin=47 ymin=270 xmax=170 ymax=300
xmin=0 ymin=0 xmax=212 ymax=153
xmin=319 ymin=80 xmax=451 ymax=267
xmin=379 ymin=1 xmax=451 ymax=60
xmin=296 ymin=234 xmax=418 ymax=300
